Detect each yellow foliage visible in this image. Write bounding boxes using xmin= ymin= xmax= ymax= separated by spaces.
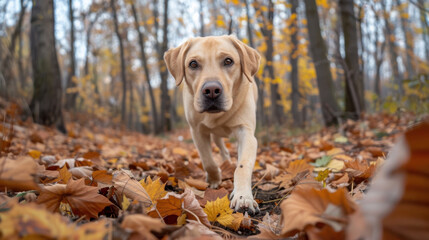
xmin=316 ymin=0 xmax=329 ymax=8
xmin=28 ymin=149 xmax=41 ymax=159
xmin=203 ymin=196 xmax=234 ymax=227
xmin=140 ymin=176 xmax=167 ymax=207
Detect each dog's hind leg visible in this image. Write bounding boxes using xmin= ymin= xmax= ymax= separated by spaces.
xmin=212 ymin=134 xmax=231 ymax=162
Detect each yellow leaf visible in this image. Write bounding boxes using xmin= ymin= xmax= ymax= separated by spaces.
xmin=140 ymin=176 xmax=167 ymax=206
xmin=177 ymin=213 xmax=187 ymax=226
xmin=204 ymin=196 xmax=234 ymax=227
xmin=314 ymin=159 xmax=345 ymax=172
xmin=28 ymin=149 xmax=41 ymax=159
xmin=327 ymin=147 xmax=344 ymax=156
xmin=122 ymin=195 xmax=130 ymax=211
xmin=172 ymin=147 xmax=188 ymax=156
xmin=315 ymin=169 xmax=330 ymax=182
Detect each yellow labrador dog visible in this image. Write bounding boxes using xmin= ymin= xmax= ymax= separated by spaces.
xmin=164 ymin=35 xmax=260 ymax=214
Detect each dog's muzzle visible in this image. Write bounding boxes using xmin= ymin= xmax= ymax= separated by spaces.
xmin=201 ymin=81 xmax=224 ymax=113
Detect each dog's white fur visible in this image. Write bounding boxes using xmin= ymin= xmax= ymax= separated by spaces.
xmin=164 ymin=35 xmax=261 ymax=213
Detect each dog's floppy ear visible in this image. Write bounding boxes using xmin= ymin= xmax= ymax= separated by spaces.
xmin=229 ymin=36 xmax=261 ymax=82
xmin=164 ymin=40 xmax=191 ymax=86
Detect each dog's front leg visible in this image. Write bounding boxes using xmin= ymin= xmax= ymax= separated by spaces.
xmin=230 ymin=126 xmax=259 ymax=214
xmin=190 ymin=128 xmax=222 ymax=188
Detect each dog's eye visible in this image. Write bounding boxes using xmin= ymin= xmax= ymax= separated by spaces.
xmin=189 ymin=60 xmax=199 ymax=69
xmin=224 ymin=58 xmax=234 ymax=66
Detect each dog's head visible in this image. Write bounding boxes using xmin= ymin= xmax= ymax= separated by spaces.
xmin=164 ymin=35 xmax=260 ymax=113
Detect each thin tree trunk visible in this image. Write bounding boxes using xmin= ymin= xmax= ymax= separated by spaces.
xmin=18 ymin=0 xmax=25 ymax=88
xmin=381 ymin=0 xmax=403 ymax=97
xmin=30 ymin=0 xmax=66 ymax=133
xmin=417 ymin=0 xmax=429 ymax=62
xmin=1 ymin=1 xmax=27 ymax=99
xmin=155 ymin=0 xmax=172 ymax=132
xmin=304 ymin=0 xmax=341 ymax=126
xmin=84 ymin=10 xmax=102 ymax=76
xmin=244 ymin=0 xmax=265 ymax=127
xmin=110 ymin=0 xmax=127 ymax=124
xmin=131 ymin=1 xmax=159 ymax=133
xmin=65 ymin=0 xmax=77 ymax=110
xmin=255 ymin=0 xmax=283 ymax=125
xmin=339 ymin=0 xmax=365 ymax=118
xmin=290 ymin=0 xmax=301 ymax=127
xmin=373 ymin=6 xmax=386 ymax=98
xmin=357 ymin=4 xmax=365 ymax=89
xmin=395 ymin=0 xmax=415 ymax=79
xmin=199 ymin=0 xmax=205 ymax=37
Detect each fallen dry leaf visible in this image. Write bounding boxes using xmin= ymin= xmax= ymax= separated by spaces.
xmin=204 ymin=195 xmax=234 ymax=227
xmin=112 ymin=169 xmax=151 ymax=207
xmin=140 ymin=176 xmax=167 ymax=206
xmin=38 ymin=178 xmax=112 ymax=219
xmin=0 ymin=156 xmax=40 ymax=191
xmin=185 ymin=177 xmax=209 ymax=190
xmin=92 ymin=170 xmax=113 ymax=184
xmin=199 ymin=188 xmax=229 ymax=207
xmin=0 ymin=202 xmax=108 ymax=239
xmin=280 ymin=185 xmax=355 ymax=238
xmin=121 ymin=214 xmax=174 ymax=240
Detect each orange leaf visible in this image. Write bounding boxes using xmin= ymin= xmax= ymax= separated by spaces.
xmin=280 ymin=186 xmax=356 ymax=238
xmin=286 ymin=159 xmax=314 ymax=175
xmin=140 ymin=176 xmax=167 ymax=207
xmin=28 ymin=149 xmax=42 ymax=159
xmin=0 ymin=156 xmax=40 ymax=191
xmin=185 ymin=177 xmax=209 ymax=190
xmin=55 ymin=166 xmax=72 ymax=184
xmin=121 ymin=214 xmax=167 ymax=240
xmin=92 ymin=170 xmax=113 ymax=184
xmin=37 ymin=178 xmax=112 ymax=219
xmin=148 ymin=194 xmax=183 ymax=218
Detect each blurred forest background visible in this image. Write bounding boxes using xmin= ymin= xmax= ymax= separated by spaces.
xmin=0 ymin=0 xmax=428 ymax=135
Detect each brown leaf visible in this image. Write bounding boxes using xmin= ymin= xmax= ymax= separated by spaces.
xmin=220 ymin=160 xmax=236 ymax=180
xmin=185 ymin=177 xmax=209 ymax=190
xmin=112 ymin=169 xmax=151 ymax=207
xmin=199 ymin=188 xmax=229 ymax=207
xmin=330 ymin=173 xmax=350 ymax=188
xmin=344 ymin=160 xmax=375 ymax=182
xmin=37 ymin=178 xmax=112 ymax=219
xmin=121 ymin=214 xmax=172 ymax=240
xmin=286 ymin=159 xmax=314 ymax=175
xmin=55 ymin=165 xmax=72 ymax=184
xmin=69 ymin=166 xmax=93 ymax=179
xmin=280 ymin=185 xmax=356 ymax=238
xmin=0 ymin=156 xmax=40 ymax=191
xmin=148 ymin=194 xmax=183 ymax=220
xmin=181 ymin=188 xmax=210 ymax=226
xmin=92 ymin=170 xmax=113 ymax=184
xmin=366 ymin=146 xmax=385 ymax=158
xmin=82 ymin=151 xmax=101 ymax=160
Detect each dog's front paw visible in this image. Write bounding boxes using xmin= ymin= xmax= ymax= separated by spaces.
xmin=206 ymin=168 xmax=222 ymax=188
xmin=230 ymin=190 xmax=259 ymax=215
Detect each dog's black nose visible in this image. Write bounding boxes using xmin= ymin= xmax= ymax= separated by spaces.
xmin=202 ymin=81 xmax=223 ymax=99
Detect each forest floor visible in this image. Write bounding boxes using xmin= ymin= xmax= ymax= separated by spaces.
xmin=0 ymin=99 xmax=427 ymax=239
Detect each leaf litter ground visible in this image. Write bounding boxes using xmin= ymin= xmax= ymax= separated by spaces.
xmin=0 ymin=102 xmax=427 ymax=239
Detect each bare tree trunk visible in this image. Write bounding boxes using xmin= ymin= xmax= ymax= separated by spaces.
xmin=372 ymin=6 xmax=386 ymax=98
xmin=30 ymin=0 xmax=66 ymax=133
xmin=131 ymin=1 xmax=159 ymax=133
xmin=255 ymin=0 xmax=283 ymax=125
xmin=381 ymin=0 xmax=403 ymax=97
xmin=154 ymin=0 xmax=172 ymax=132
xmin=304 ymin=0 xmax=341 ymax=126
xmin=65 ymin=0 xmax=77 ymax=110
xmin=339 ymin=0 xmax=365 ymax=119
xmin=1 ymin=1 xmax=27 ymax=99
xmin=244 ymin=0 xmax=265 ymax=127
xmin=18 ymin=0 xmax=25 ymax=88
xmin=199 ymin=0 xmax=205 ymax=37
xmin=267 ymin=0 xmax=283 ymax=125
xmin=110 ymin=0 xmax=127 ymax=124
xmin=290 ymin=0 xmax=301 ymax=127
xmin=417 ymin=0 xmax=429 ymax=62
xmin=395 ymin=0 xmax=415 ymax=79
xmin=357 ymin=4 xmax=365 ymax=88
